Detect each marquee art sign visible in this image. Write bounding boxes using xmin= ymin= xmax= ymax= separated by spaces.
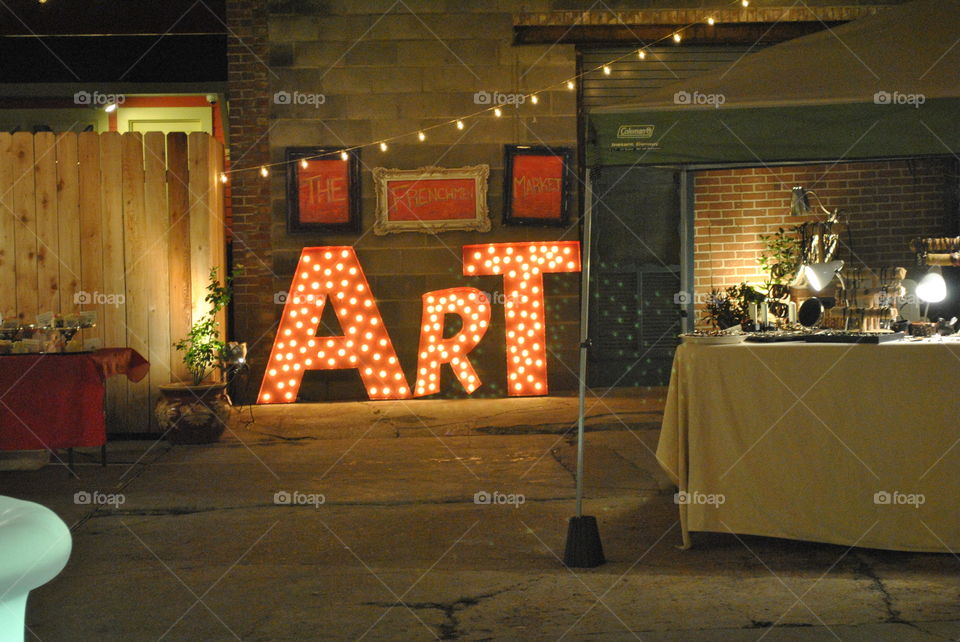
xmin=258 ymin=241 xmax=581 ymax=403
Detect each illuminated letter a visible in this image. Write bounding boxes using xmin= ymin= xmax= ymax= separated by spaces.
xmin=258 ymin=247 xmax=410 ymax=403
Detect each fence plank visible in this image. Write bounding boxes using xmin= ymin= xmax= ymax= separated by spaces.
xmin=33 ymin=132 xmax=59 ymax=315
xmin=77 ymin=132 xmax=104 ymax=349
xmin=56 ymin=133 xmax=81 ymax=315
xmin=12 ymin=132 xmax=37 ymax=322
xmin=99 ymin=132 xmax=128 ymax=432
xmin=121 ymin=132 xmax=150 ymax=432
xmin=209 ymin=137 xmax=227 ymax=344
xmin=0 ymin=133 xmax=15 ymax=318
xmin=187 ymin=132 xmax=212 ymax=369
xmin=143 ymin=131 xmax=170 ymax=432
xmin=166 ymin=133 xmax=192 ymax=384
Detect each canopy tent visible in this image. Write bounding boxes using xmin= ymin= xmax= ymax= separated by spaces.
xmin=566 ymin=2 xmax=960 ymax=561
xmin=586 ymin=0 xmax=960 ymax=167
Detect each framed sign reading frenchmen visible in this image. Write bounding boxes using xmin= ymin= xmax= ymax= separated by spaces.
xmin=503 ymin=145 xmax=572 ymax=226
xmin=286 ymin=147 xmax=361 ymax=234
xmin=372 ymin=165 xmax=490 ymax=235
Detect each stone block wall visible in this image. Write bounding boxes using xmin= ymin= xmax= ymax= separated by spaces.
xmin=230 ymin=0 xmax=580 ymax=401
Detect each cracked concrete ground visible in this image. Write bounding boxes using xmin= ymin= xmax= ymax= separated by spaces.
xmin=3 ymin=388 xmax=960 ymax=640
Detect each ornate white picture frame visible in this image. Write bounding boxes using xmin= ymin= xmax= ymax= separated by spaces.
xmin=372 ymin=165 xmax=491 ymax=235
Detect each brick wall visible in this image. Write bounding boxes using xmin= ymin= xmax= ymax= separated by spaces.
xmin=229 ymin=1 xmax=580 ymax=401
xmin=226 ymin=0 xmax=274 ymax=382
xmin=693 ymin=158 xmax=958 ymax=323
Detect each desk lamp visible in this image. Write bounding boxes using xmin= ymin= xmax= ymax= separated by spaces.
xmin=803 ymin=260 xmax=845 ymax=292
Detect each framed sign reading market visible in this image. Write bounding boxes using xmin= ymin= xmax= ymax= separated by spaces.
xmin=372 ymin=165 xmax=491 ymax=235
xmin=503 ymin=145 xmax=572 ymax=227
xmin=286 ymin=147 xmax=361 ymax=234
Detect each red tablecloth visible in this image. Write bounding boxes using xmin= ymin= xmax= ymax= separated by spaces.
xmin=0 ymin=349 xmax=149 ymax=451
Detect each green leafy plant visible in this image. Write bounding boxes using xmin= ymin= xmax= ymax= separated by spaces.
xmin=758 ymin=226 xmax=800 ymax=319
xmin=174 ymin=267 xmax=236 ymax=385
xmin=703 ymin=283 xmax=765 ymax=330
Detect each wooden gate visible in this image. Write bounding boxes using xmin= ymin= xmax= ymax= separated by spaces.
xmin=0 ymin=131 xmax=226 ymax=434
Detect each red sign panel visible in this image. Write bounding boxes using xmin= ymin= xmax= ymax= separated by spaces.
xmin=386 ymin=178 xmax=476 ymax=221
xmin=298 ymin=160 xmax=350 ymax=224
xmin=511 ymin=155 xmax=564 ymax=219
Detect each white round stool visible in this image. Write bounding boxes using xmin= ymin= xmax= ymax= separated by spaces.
xmin=0 ymin=496 xmax=72 ymax=641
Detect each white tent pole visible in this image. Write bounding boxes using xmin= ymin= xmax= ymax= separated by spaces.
xmin=575 ymin=169 xmax=594 ymax=518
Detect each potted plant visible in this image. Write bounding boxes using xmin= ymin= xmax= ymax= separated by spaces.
xmin=758 ymin=226 xmax=801 ymax=321
xmin=703 ymin=283 xmax=764 ymax=330
xmin=155 ymin=267 xmax=235 ymax=444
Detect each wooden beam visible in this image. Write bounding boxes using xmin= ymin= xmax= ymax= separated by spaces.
xmin=514 ymin=21 xmax=850 ymax=46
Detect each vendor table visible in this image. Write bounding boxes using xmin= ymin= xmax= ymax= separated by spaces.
xmin=0 ymin=349 xmax=149 ymax=454
xmin=657 ymin=341 xmax=960 ymax=553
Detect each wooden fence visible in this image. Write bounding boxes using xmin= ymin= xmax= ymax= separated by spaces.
xmin=0 ymin=131 xmax=226 ymax=434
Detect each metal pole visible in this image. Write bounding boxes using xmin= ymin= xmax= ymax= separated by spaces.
xmin=679 ymin=170 xmax=695 ymax=333
xmin=575 ymin=169 xmax=594 ymax=518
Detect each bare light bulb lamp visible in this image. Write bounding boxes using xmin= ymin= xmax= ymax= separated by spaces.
xmin=917 ymin=266 xmax=947 ymax=321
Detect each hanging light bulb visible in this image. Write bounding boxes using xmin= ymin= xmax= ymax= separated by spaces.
xmin=260 ymin=166 xmax=269 ymax=178
xmin=637 ymin=49 xmax=646 ymax=59
xmin=566 ymin=80 xmax=575 ymax=90
xmin=741 ymin=0 xmax=749 ymax=6
xmin=456 ymin=119 xmax=464 ymax=130
xmin=340 ymin=150 xmax=349 ymax=161
xmin=379 ymin=141 xmax=388 ymax=152
xmin=418 ymin=131 xmax=426 ymax=141
xmin=494 ymin=107 xmax=502 ymax=117
xmin=672 ymin=32 xmax=682 ymax=43
xmin=602 ymin=65 xmax=611 ymax=75
xmin=530 ymin=94 xmax=539 ymax=105
xmin=707 ymin=16 xmax=716 ymax=25
xmin=300 ymin=158 xmax=308 ymax=169
xmin=219 ymin=172 xmax=228 ymax=184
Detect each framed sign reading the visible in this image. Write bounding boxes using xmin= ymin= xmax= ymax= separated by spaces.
xmin=503 ymin=146 xmax=572 ymax=226
xmin=286 ymin=147 xmax=360 ymax=234
xmin=372 ymin=165 xmax=490 ymax=235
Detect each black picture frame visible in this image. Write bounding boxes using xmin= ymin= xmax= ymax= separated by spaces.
xmin=503 ymin=145 xmax=573 ymax=227
xmin=286 ymin=146 xmax=361 ymax=234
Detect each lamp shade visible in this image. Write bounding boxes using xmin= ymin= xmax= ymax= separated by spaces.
xmin=917 ymin=271 xmax=947 ymax=303
xmin=803 ymin=260 xmax=844 ymax=292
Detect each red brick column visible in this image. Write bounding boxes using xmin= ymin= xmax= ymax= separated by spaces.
xmin=226 ymin=0 xmax=273 ymax=400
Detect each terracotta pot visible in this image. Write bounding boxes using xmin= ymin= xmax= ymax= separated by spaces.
xmin=155 ymin=382 xmax=231 ymax=444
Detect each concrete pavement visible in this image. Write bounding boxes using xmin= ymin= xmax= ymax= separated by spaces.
xmin=2 ymin=389 xmax=959 ymax=640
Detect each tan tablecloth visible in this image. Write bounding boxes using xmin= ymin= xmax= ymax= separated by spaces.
xmin=657 ymin=341 xmax=960 ymax=552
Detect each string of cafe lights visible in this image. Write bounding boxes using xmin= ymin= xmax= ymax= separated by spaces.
xmin=218 ymin=0 xmax=752 ymax=184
